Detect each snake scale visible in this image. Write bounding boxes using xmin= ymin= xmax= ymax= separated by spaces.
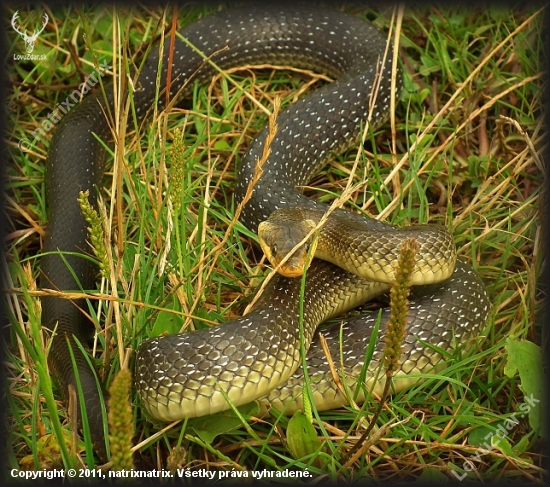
xmin=40 ymin=6 xmax=491 ymax=460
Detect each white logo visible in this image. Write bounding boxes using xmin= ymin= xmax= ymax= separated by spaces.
xmin=11 ymin=10 xmax=48 ymax=55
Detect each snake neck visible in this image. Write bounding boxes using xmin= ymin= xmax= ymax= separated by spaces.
xmin=234 ymin=67 xmax=399 ymax=233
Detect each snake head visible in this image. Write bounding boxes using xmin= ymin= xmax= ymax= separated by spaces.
xmin=258 ymin=208 xmax=319 ymax=278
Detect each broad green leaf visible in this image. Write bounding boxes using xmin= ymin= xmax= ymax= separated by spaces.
xmin=151 ymin=307 xmax=183 ymax=336
xmin=491 ymin=435 xmax=514 ymax=457
xmin=214 ymin=139 xmax=231 ymax=151
xmin=187 ymin=402 xmax=259 ymax=444
xmin=468 ymin=423 xmax=532 ymax=465
xmin=468 ymin=425 xmax=494 ymax=447
xmin=504 ymin=338 xmax=546 ymax=437
xmin=415 ymin=468 xmax=448 ymax=483
xmin=82 ymin=40 xmax=114 ymax=66
xmin=286 ymin=410 xmax=321 ymax=460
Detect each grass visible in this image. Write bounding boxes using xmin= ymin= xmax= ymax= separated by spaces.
xmin=5 ymin=3 xmax=546 ymax=482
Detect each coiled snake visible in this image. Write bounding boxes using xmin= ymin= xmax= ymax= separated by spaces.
xmin=40 ymin=6 xmax=491 ymax=460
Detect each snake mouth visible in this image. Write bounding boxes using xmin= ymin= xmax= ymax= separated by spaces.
xmin=258 ymin=216 xmax=319 ymax=277
xmin=264 ymin=249 xmax=308 ymax=277
xmin=277 ymin=263 xmax=306 ymax=278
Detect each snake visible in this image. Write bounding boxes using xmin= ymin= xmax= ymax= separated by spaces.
xmin=39 ymin=6 xmax=491 ymax=461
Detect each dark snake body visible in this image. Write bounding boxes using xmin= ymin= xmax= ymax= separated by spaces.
xmin=41 ymin=6 xmax=491 ymax=461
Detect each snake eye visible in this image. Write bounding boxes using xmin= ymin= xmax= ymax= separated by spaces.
xmin=271 ymin=245 xmax=278 ymax=256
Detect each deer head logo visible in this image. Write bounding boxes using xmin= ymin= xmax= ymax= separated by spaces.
xmin=11 ymin=11 xmax=49 ymax=55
